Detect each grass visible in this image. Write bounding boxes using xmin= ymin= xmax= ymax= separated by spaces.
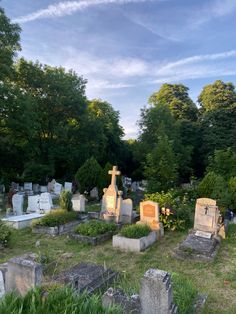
xmin=120 ymin=224 xmax=151 ymax=238
xmin=74 ymin=220 xmax=117 ymax=236
xmin=1 ymin=225 xmax=236 ymax=313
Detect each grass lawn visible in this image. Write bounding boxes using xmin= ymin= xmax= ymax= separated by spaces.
xmin=1 ymin=225 xmax=236 ymax=313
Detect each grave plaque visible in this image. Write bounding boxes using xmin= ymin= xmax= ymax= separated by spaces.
xmin=194 ymin=198 xmax=219 ymax=234
xmin=143 ymin=204 xmax=156 ymax=218
xmin=24 ymin=182 xmax=32 ymax=191
xmin=138 ymin=201 xmax=163 ymax=235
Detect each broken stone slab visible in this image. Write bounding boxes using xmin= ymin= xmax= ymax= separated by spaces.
xmin=174 ymin=233 xmax=220 ymax=262
xmin=54 ymin=262 xmax=118 ymax=294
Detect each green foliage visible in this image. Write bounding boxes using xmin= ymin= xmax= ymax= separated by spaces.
xmin=98 ymin=162 xmax=112 ymax=197
xmin=22 ymin=162 xmax=54 ymax=183
xmin=0 ymin=221 xmax=11 ymax=247
xmin=75 ymin=157 xmax=102 ymax=193
xmin=149 ymin=83 xmax=198 ymax=121
xmin=32 ymin=210 xmax=78 ymax=228
xmin=74 ymin=220 xmax=117 ymax=236
xmin=0 ymin=287 xmax=121 ymax=314
xmin=145 ymin=189 xmax=195 ymax=230
xmin=172 ymin=273 xmax=197 ymax=314
xmin=228 ymin=177 xmax=236 ymax=209
xmin=207 ymin=149 xmax=236 ymax=179
xmin=120 ymin=224 xmax=151 ymax=239
xmin=59 ymin=190 xmax=73 ymax=211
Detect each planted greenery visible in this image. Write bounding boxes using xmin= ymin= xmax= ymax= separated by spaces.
xmin=74 ymin=220 xmax=116 ymax=237
xmin=0 ymin=287 xmax=121 ymax=314
xmin=120 ymin=224 xmax=151 ymax=239
xmin=0 ymin=221 xmax=11 ymax=247
xmin=59 ymin=190 xmax=73 ymax=211
xmin=32 ymin=210 xmax=78 ymax=228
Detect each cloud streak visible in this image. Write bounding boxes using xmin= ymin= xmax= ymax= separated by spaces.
xmin=13 ymin=0 xmax=156 ymax=23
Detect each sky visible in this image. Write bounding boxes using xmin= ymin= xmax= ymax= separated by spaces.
xmin=2 ymin=0 xmax=236 ymax=138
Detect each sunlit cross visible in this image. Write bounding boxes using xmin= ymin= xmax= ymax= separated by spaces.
xmin=108 ymin=166 xmax=121 ymax=187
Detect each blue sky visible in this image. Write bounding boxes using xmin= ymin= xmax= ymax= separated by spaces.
xmin=2 ymin=0 xmax=236 ymax=138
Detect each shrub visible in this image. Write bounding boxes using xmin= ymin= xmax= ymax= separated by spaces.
xmin=75 ymin=157 xmax=102 ymax=193
xmin=32 ymin=210 xmax=78 ymax=228
xmin=0 ymin=287 xmax=121 ymax=314
xmin=22 ymin=162 xmax=54 ymax=183
xmin=0 ymin=221 xmax=11 ymax=247
xmin=120 ymin=224 xmax=151 ymax=239
xmin=59 ymin=190 xmax=72 ymax=211
xmin=74 ymin=220 xmax=116 ymax=237
xmin=228 ymin=177 xmax=236 ymax=210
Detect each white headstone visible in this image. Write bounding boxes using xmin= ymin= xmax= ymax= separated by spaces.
xmin=0 ymin=271 xmax=5 ymax=299
xmin=90 ymin=187 xmax=98 ymax=199
xmin=72 ymin=194 xmax=85 ymax=212
xmin=64 ymin=182 xmax=72 ymax=192
xmin=27 ymin=195 xmax=40 ymax=213
xmin=12 ymin=194 xmax=24 ymax=216
xmin=24 ymin=182 xmax=32 ymax=191
xmin=40 ymin=186 xmax=48 ymax=193
xmin=121 ymin=199 xmax=133 ymax=224
xmin=54 ymin=182 xmax=62 ymax=195
xmin=39 ymin=193 xmax=53 ymax=213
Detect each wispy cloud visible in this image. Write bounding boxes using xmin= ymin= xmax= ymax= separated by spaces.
xmin=13 ymin=0 xmax=157 ymax=23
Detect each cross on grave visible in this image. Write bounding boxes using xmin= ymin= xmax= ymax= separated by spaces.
xmin=108 ymin=166 xmax=121 ymax=188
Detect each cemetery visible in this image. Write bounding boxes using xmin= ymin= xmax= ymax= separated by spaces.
xmin=1 ymin=3 xmax=236 ymax=313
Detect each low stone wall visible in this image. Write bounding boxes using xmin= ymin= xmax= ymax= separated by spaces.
xmin=70 ymin=231 xmax=114 ymax=245
xmin=112 ymin=231 xmax=157 ymax=252
xmin=32 ymin=220 xmax=80 ymax=236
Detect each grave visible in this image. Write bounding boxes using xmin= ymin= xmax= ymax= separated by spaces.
xmin=24 ymin=182 xmax=33 ymax=191
xmin=39 ymin=192 xmax=53 ymax=213
xmin=27 ymin=195 xmax=40 ymax=213
xmin=12 ymin=194 xmax=24 ymax=216
xmin=174 ymin=198 xmax=223 ymax=261
xmin=101 ymin=166 xmax=133 ymax=224
xmin=2 ymin=213 xmax=45 ymax=229
xmin=137 ymin=200 xmax=164 ymax=238
xmin=72 ymin=193 xmax=85 ymax=212
xmin=32 ymin=184 xmax=40 ymax=194
xmin=5 ymin=253 xmax=43 ymax=296
xmin=64 ymin=182 xmax=72 ymax=192
xmin=54 ymin=182 xmax=62 ymax=195
xmin=90 ymin=187 xmax=99 ymax=199
xmin=102 ymin=268 xmax=177 ymax=314
xmin=47 ymin=179 xmax=56 ymax=193
xmin=0 ymin=271 xmax=5 ymax=299
xmin=55 ymin=263 xmax=118 ymax=294
xmin=40 ymin=185 xmax=48 ymax=193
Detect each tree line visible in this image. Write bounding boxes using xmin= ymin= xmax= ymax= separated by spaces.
xmin=1 ymin=7 xmax=236 ymax=196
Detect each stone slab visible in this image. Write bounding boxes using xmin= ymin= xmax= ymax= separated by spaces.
xmin=55 ymin=263 xmax=118 ymax=294
xmin=2 ymin=213 xmax=45 ymax=229
xmin=195 ymin=231 xmax=212 ymax=239
xmin=32 ymin=220 xmax=80 ymax=236
xmin=112 ymin=231 xmax=157 ymax=252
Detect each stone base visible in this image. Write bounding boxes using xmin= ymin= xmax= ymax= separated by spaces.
xmin=32 ymin=220 xmax=80 ymax=236
xmin=136 ymin=221 xmax=164 ymax=238
xmin=174 ymin=232 xmax=220 ymax=262
xmin=112 ymin=231 xmax=157 ymax=252
xmin=70 ymin=231 xmax=114 ymax=245
xmin=55 ymin=262 xmax=118 ymax=294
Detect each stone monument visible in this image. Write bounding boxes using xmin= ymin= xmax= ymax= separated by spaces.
xmin=12 ymin=194 xmax=24 ymax=216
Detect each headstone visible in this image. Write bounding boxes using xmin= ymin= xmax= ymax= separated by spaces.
xmin=54 ymin=182 xmax=62 ymax=195
xmin=11 ymin=182 xmax=19 ymax=191
xmin=32 ymin=184 xmax=40 ymax=194
xmin=140 ymin=269 xmax=177 ymax=314
xmin=64 ymin=182 xmax=72 ymax=192
xmin=90 ymin=187 xmax=98 ymax=199
xmin=121 ymin=199 xmax=133 ymax=224
xmin=27 ymin=195 xmax=40 ymax=213
xmin=39 ymin=192 xmax=53 ymax=213
xmin=12 ymin=194 xmax=24 ymax=216
xmin=72 ymin=194 xmax=85 ymax=212
xmin=40 ymin=186 xmax=48 ymax=193
xmin=55 ymin=263 xmax=118 ymax=294
xmin=24 ymin=182 xmax=32 ymax=191
xmin=0 ymin=271 xmax=5 ymax=299
xmin=5 ymin=254 xmax=42 ymax=296
xmin=138 ymin=201 xmax=164 ymax=236
xmin=194 ymin=198 xmax=219 ymax=235
xmin=47 ymin=179 xmax=56 ymax=193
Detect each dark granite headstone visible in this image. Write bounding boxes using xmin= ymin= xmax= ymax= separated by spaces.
xmin=55 ymin=263 xmax=118 ymax=294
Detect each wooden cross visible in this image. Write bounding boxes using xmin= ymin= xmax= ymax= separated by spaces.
xmin=108 ymin=166 xmax=121 ymax=187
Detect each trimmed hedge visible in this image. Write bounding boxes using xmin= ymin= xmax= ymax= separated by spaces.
xmin=74 ymin=220 xmax=116 ymax=237
xmin=32 ymin=210 xmax=78 ymax=227
xmin=120 ymin=224 xmax=151 ymax=239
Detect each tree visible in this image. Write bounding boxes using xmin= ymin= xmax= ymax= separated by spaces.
xmin=198 ymin=80 xmax=236 ymax=113
xmin=149 ymin=84 xmax=198 ymax=121
xmin=0 ymin=7 xmax=21 ymax=80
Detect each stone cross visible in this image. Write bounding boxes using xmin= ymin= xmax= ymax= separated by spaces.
xmin=108 ymin=166 xmax=120 ymax=188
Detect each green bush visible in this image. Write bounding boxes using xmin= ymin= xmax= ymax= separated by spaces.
xmin=59 ymin=190 xmax=72 ymax=211
xmin=74 ymin=220 xmax=116 ymax=237
xmin=75 ymin=157 xmax=102 ymax=193
xmin=22 ymin=162 xmax=54 ymax=183
xmin=228 ymin=177 xmax=236 ymax=209
xmin=120 ymin=224 xmax=151 ymax=239
xmin=172 ymin=273 xmax=197 ymax=314
xmin=32 ymin=210 xmax=78 ymax=228
xmin=0 ymin=221 xmax=11 ymax=247
xmin=0 ymin=287 xmax=121 ymax=314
